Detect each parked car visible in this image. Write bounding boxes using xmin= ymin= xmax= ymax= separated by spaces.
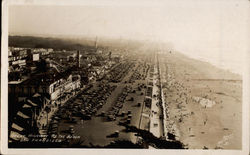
xmin=107 ymin=115 xmax=116 ymax=121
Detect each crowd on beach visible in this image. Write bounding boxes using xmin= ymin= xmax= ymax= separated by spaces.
xmin=161 ymin=63 xmax=194 ymax=141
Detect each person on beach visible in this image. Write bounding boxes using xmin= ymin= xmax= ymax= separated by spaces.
xmin=204 ymin=118 xmax=208 ymax=125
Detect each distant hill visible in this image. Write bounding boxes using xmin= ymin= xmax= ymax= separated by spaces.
xmin=8 ymin=35 xmax=144 ymax=51
xmin=8 ymin=35 xmax=94 ymax=50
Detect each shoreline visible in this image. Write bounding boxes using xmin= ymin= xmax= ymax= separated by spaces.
xmin=160 ymin=52 xmax=242 ymax=149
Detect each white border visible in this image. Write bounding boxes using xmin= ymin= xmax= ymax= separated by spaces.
xmin=1 ymin=0 xmax=250 ymax=155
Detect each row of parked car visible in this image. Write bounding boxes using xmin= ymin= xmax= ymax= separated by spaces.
xmin=105 ymin=86 xmax=130 ymax=121
xmin=129 ymin=62 xmax=150 ymax=83
xmin=76 ymin=83 xmax=117 ymax=120
xmin=105 ymin=61 xmax=135 ymax=83
xmin=48 ymin=83 xmax=117 ymax=135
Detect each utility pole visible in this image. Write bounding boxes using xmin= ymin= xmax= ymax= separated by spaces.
xmin=95 ymin=36 xmax=98 ymax=50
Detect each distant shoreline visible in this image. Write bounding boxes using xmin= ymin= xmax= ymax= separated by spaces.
xmin=175 ymin=50 xmax=243 ymax=76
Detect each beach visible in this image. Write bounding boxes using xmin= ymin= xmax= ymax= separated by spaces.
xmin=160 ymin=51 xmax=242 ymax=149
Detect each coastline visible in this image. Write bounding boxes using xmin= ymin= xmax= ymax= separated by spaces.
xmin=160 ymin=51 xmax=242 ymax=149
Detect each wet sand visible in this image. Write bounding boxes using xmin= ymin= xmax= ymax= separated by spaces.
xmin=160 ymin=52 xmax=242 ymax=149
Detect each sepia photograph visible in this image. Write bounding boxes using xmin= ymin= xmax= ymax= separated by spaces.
xmin=1 ymin=0 xmax=250 ymax=154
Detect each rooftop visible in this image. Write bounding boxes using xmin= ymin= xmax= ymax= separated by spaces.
xmin=20 ymin=68 xmax=72 ymax=86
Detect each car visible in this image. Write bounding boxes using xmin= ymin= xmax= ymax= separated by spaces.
xmin=92 ymin=108 xmax=97 ymax=113
xmin=159 ymin=115 xmax=163 ymax=119
xmin=128 ymin=97 xmax=134 ymax=101
xmin=118 ymin=104 xmax=123 ymax=108
xmin=68 ymin=117 xmax=77 ymax=123
xmin=82 ymin=114 xmax=91 ymax=120
xmin=121 ymin=111 xmax=126 ymax=117
xmin=69 ymin=127 xmax=75 ymax=134
xmin=114 ymin=130 xmax=119 ymax=137
xmin=127 ymin=110 xmax=132 ymax=114
xmin=107 ymin=115 xmax=116 ymax=121
xmin=127 ymin=118 xmax=131 ymax=124
xmin=101 ymin=111 xmax=106 ymax=116
xmin=118 ymin=120 xmax=125 ymax=125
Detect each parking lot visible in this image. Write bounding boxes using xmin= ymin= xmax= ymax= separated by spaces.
xmin=54 ymin=59 xmax=153 ymax=146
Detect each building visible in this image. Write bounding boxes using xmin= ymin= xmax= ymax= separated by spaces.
xmin=9 ymin=93 xmax=49 ymax=142
xmin=8 ymin=47 xmax=53 ymax=68
xmin=9 ymin=69 xmax=80 ymax=102
xmin=8 ymin=48 xmax=28 ymax=67
xmin=8 ymin=69 xmax=81 ymax=139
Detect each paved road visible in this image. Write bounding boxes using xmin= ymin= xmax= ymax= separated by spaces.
xmin=149 ymin=58 xmax=164 ymax=138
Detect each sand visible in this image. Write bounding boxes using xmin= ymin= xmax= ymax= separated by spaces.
xmin=160 ymin=52 xmax=242 ymax=149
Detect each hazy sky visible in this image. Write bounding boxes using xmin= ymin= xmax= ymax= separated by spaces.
xmin=8 ymin=0 xmax=250 ymax=74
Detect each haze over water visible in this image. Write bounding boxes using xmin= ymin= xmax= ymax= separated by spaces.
xmin=8 ymin=0 xmax=249 ymax=75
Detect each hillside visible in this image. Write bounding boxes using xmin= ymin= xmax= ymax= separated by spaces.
xmin=8 ymin=35 xmax=144 ymax=51
xmin=8 ymin=35 xmax=93 ymax=50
